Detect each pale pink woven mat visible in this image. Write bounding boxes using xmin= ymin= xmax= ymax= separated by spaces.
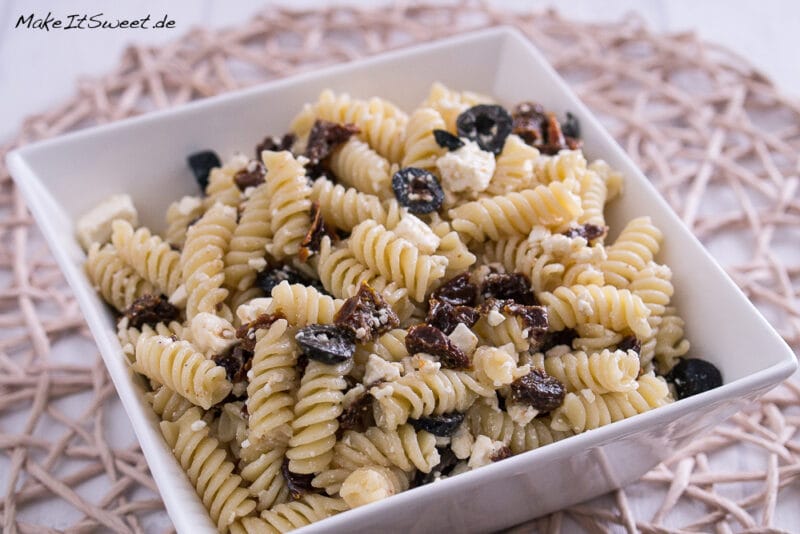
xmin=1 ymin=4 xmax=798 ymax=533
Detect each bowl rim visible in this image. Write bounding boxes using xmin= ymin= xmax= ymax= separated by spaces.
xmin=6 ymin=24 xmax=798 ymax=533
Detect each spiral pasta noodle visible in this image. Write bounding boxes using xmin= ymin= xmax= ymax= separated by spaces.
xmin=535 ymin=150 xmax=587 ymax=184
xmin=204 ymin=154 xmax=248 ymax=209
xmin=239 ymin=447 xmax=290 ymax=511
xmin=267 ymin=281 xmax=343 ymax=327
xmin=429 ymin=217 xmax=477 ymax=278
xmin=291 ymin=90 xmax=407 ymax=163
xmin=487 ymin=135 xmax=541 ymax=195
xmin=340 ymin=466 xmax=409 ymax=508
xmin=134 ymin=333 xmax=232 ymax=409
xmin=467 ymin=399 xmax=572 ymax=455
xmin=250 ymin=494 xmax=349 ymax=533
xmin=540 ymin=284 xmax=652 ymax=339
xmin=246 ymin=319 xmax=299 ymax=450
xmin=371 ymin=368 xmax=494 ymax=430
xmin=85 ymin=243 xmax=155 ymax=312
xmin=165 ymin=195 xmax=204 ymax=249
xmin=146 ymin=385 xmax=194 ymax=422
xmin=589 ymin=159 xmax=624 ymax=201
xmin=111 ymin=219 xmax=182 ymax=296
xmin=401 ymin=107 xmax=447 ymax=172
xmin=473 ymin=314 xmax=532 ymax=353
xmin=422 ymin=82 xmax=493 ymax=132
xmin=550 ymin=373 xmax=672 ymax=433
xmin=449 ymin=181 xmax=583 ymax=242
xmin=576 ymin=168 xmax=609 ymax=231
xmin=599 ymin=216 xmax=663 ymax=288
xmin=263 ymin=150 xmax=313 ymax=260
xmin=160 ymin=408 xmax=256 ymax=531
xmin=329 ymin=138 xmax=393 ymax=197
xmin=348 ymin=220 xmax=448 ymax=302
xmin=571 ymin=323 xmax=625 ymax=352
xmin=310 ymin=178 xmax=403 ymax=232
xmin=223 ymin=181 xmax=272 ymax=292
xmin=181 ymin=202 xmax=237 ymax=320
xmin=286 ymin=359 xmax=352 ymax=474
xmin=655 ymin=307 xmax=691 ymax=372
xmin=542 ymin=349 xmax=640 ymax=394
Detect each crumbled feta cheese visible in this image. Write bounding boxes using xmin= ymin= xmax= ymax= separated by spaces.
xmin=236 ymin=297 xmax=272 ymax=323
xmin=506 ymin=402 xmax=540 ymax=426
xmin=296 ymin=155 xmax=310 ymax=166
xmin=467 ymin=435 xmax=506 ymax=469
xmin=363 ymin=354 xmax=403 ymax=386
xmin=448 ymin=323 xmax=478 ymax=356
xmin=176 ymin=195 xmax=203 ymax=216
xmin=411 ymin=353 xmax=441 ymax=374
xmin=451 ymin=424 xmax=474 ymax=460
xmin=247 ymin=257 xmax=268 ymax=273
xmin=392 ymin=214 xmax=441 ymax=254
xmin=240 ymin=439 xmax=251 ymax=449
xmin=190 ymin=420 xmax=207 ymax=432
xmin=243 ymin=186 xmax=257 ymax=199
xmin=575 ymin=287 xmax=594 ymax=318
xmin=76 ymin=194 xmax=138 ymax=251
xmin=487 ymin=309 xmax=506 ymax=327
xmin=436 ymin=140 xmax=496 ymax=193
xmin=190 ymin=313 xmax=237 ymax=354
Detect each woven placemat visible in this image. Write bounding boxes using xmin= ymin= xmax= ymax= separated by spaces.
xmin=1 ymin=4 xmax=798 ymax=533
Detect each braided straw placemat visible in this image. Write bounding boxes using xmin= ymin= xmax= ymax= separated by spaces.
xmin=1 ymin=4 xmax=799 ymax=533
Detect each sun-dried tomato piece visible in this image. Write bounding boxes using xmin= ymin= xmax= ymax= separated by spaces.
xmin=490 ymin=445 xmax=513 ymax=462
xmin=213 ymin=344 xmax=253 ymax=383
xmin=235 ymin=312 xmax=285 ymax=352
xmin=408 ymin=412 xmax=465 ymax=437
xmin=405 ymin=324 xmax=469 ymax=370
xmin=511 ymin=102 xmax=547 ymax=146
xmin=295 ymin=324 xmax=355 ymax=365
xmin=305 ymin=120 xmax=360 ymax=166
xmin=255 ymin=133 xmax=296 ymax=159
xmin=339 ymin=391 xmax=375 ymax=433
xmin=233 ymin=160 xmax=266 ymax=191
xmin=299 ymin=202 xmax=335 ymax=262
xmin=510 ymin=369 xmax=566 ymax=412
xmin=281 ymin=458 xmax=317 ymax=500
xmin=539 ymin=328 xmax=578 ymax=353
xmin=124 ymin=294 xmax=179 ymax=329
xmin=432 ymin=272 xmax=478 ymax=307
xmin=501 ymin=302 xmax=548 ymax=342
xmin=617 ymin=335 xmax=642 ymax=355
xmin=334 ymin=283 xmax=399 ymax=343
xmin=425 ymin=299 xmax=480 ymax=335
xmin=480 ymin=272 xmax=537 ymax=305
xmin=562 ymin=223 xmax=607 ymax=243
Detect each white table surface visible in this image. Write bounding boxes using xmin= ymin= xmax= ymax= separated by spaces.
xmin=2 ymin=1 xmax=798 ymax=532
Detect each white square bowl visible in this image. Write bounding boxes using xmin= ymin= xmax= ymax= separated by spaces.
xmin=7 ymin=27 xmax=798 ymax=533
